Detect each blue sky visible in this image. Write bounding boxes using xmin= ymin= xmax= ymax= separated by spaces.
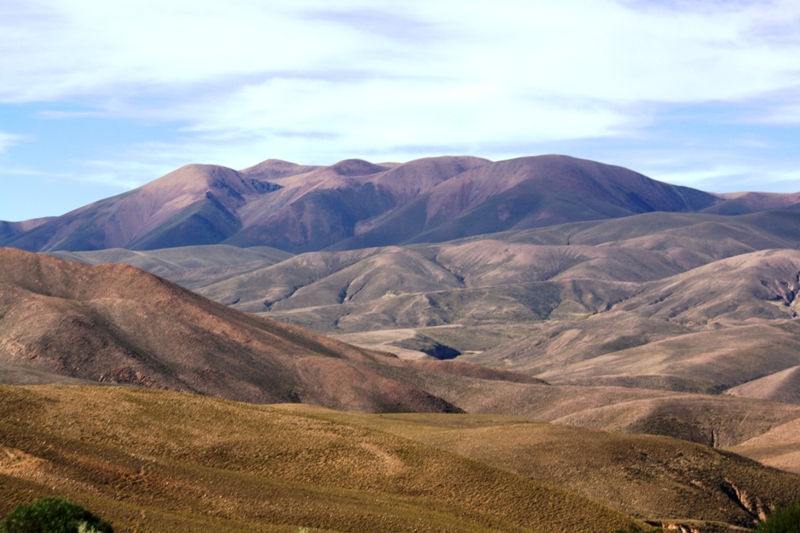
xmin=1 ymin=0 xmax=799 ymax=221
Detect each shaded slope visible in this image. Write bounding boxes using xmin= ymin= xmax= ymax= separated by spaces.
xmin=0 ymin=385 xmax=645 ymax=533
xmin=0 ymin=218 xmax=53 ymax=241
xmin=490 ymin=207 xmax=800 ymax=251
xmin=0 ymin=248 xmax=492 ymax=412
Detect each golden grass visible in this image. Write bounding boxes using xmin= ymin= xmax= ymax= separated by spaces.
xmin=278 ymin=407 xmax=800 ymax=531
xmin=0 ymin=385 xmax=645 ymax=533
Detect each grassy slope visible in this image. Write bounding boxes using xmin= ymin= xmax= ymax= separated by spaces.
xmin=0 ymin=385 xmax=643 ymax=533
xmin=289 ymin=406 xmax=800 ymax=531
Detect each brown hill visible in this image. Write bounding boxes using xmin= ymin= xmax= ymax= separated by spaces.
xmin=468 ymin=249 xmax=800 ymax=394
xmin=4 ymin=384 xmax=799 ymax=532
xmin=5 ymin=249 xmax=800 ymax=458
xmin=0 ymin=247 xmax=540 ymax=412
xmin=732 ymin=417 xmax=800 ymax=474
xmin=49 ymin=208 xmax=800 ymax=402
xmin=371 ymin=361 xmax=800 ymax=448
xmin=727 ymin=365 xmax=800 ymax=405
xmin=706 ymin=191 xmax=800 ymax=215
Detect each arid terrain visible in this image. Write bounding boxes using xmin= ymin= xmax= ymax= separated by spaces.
xmin=2 ymin=385 xmax=799 ymax=532
xmin=2 ymin=154 xmax=800 ymax=531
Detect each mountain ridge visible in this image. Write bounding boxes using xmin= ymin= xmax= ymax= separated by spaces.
xmin=5 ymin=154 xmax=796 ymax=254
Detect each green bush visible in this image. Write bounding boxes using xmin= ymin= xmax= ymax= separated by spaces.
xmin=755 ymin=497 xmax=800 ymax=533
xmin=0 ymin=497 xmax=113 ymax=533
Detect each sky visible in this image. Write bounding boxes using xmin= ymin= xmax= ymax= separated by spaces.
xmin=1 ymin=0 xmax=800 ymax=221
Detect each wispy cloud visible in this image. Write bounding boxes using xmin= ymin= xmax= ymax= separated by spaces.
xmin=1 ymin=0 xmax=800 ymax=210
xmin=0 ymin=131 xmax=25 ymax=154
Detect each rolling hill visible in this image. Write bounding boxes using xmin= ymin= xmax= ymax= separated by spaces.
xmin=3 ymin=154 xmax=800 ymax=531
xmin=3 ymin=385 xmax=800 ymax=532
xmin=732 ymin=416 xmax=800 ymax=475
xmin=0 ymin=247 xmax=545 ymax=413
xmin=49 ymin=206 xmax=800 ymax=404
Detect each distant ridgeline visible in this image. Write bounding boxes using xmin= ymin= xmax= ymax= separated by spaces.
xmin=5 ymin=154 xmax=798 ymax=254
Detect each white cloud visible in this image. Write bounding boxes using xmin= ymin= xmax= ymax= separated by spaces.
xmin=0 ymin=131 xmax=24 ymax=154
xmin=2 ymin=0 xmax=800 ymax=187
xmin=756 ymin=104 xmax=800 ymax=125
xmin=4 ymin=1 xmax=800 ymax=104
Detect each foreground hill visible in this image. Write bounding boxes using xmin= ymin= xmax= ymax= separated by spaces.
xmin=7 ymin=154 xmax=797 ymax=254
xmin=4 ymin=385 xmax=800 ymax=532
xmin=0 ymin=248 xmax=545 ymax=412
xmin=0 ymin=385 xmax=646 ymax=533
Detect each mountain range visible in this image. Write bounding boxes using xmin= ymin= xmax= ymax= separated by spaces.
xmin=5 ymin=154 xmax=798 ymax=254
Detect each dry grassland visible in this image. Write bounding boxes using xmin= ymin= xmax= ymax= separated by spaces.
xmin=0 ymin=385 xmax=645 ymax=533
xmin=285 ymin=407 xmax=800 ymax=531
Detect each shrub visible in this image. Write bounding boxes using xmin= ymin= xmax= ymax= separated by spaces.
xmin=755 ymin=497 xmax=800 ymax=533
xmin=0 ymin=497 xmax=113 ymax=533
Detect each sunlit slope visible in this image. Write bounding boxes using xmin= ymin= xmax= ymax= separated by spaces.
xmin=733 ymin=417 xmax=800 ymax=475
xmin=289 ymin=407 xmax=800 ymax=531
xmin=3 ymin=164 xmax=273 ymax=251
xmin=0 ymin=385 xmax=643 ymax=533
xmin=727 ymin=366 xmax=800 ymax=404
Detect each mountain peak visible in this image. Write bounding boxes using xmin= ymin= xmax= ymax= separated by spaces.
xmin=330 ymin=158 xmax=388 ymax=176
